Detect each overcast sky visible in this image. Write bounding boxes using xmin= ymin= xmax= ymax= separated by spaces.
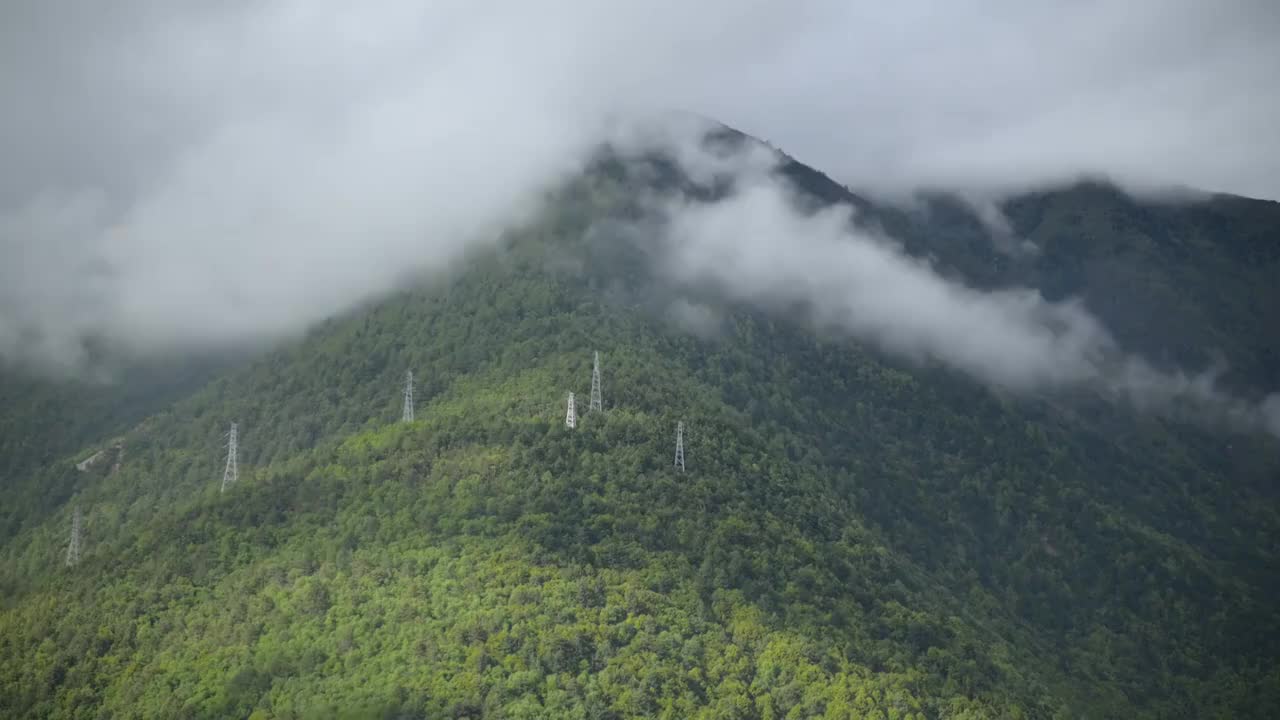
xmin=4 ymin=0 xmax=1278 ymax=208
xmin=1 ymin=0 xmax=1278 ymax=378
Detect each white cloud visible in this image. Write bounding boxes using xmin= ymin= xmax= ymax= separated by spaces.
xmin=650 ymin=136 xmax=1280 ymax=437
xmin=0 ymin=0 xmax=1276 ymax=406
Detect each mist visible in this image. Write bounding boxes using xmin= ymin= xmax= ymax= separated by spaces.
xmin=643 ymin=133 xmax=1280 ymax=437
xmin=1 ymin=0 xmax=1277 ymax=439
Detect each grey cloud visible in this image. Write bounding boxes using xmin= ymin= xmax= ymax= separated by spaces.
xmin=1265 ymin=396 xmax=1280 ymax=438
xmin=950 ymin=194 xmax=1040 ymax=258
xmin=0 ymin=189 xmax=113 ymax=373
xmin=1 ymin=1 xmax=1277 ymax=384
xmin=650 ymin=136 xmax=1280 ymax=437
xmin=715 ymin=0 xmax=1280 ymax=200
xmin=0 ymin=0 xmax=802 ymax=371
xmin=665 ymin=299 xmax=723 ymax=340
xmin=659 ymin=176 xmax=1113 ymax=391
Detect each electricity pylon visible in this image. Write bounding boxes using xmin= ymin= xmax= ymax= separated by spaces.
xmin=674 ymin=421 xmax=685 ymax=473
xmin=65 ymin=506 xmax=82 ymax=567
xmin=220 ymin=422 xmax=239 ymax=493
xmin=589 ymin=351 xmax=603 ymax=414
xmin=566 ymin=392 xmax=577 ymax=429
xmin=402 ymin=370 xmax=415 ymax=422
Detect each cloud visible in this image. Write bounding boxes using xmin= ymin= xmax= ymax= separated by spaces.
xmin=647 ymin=134 xmax=1280 ymax=437
xmin=665 ymin=298 xmax=723 ymax=340
xmin=1265 ymin=396 xmax=1280 ymax=438
xmin=713 ymin=0 xmax=1280 ymax=200
xmin=0 ymin=189 xmax=113 ymax=374
xmin=0 ymin=0 xmax=803 ymax=371
xmin=1 ymin=1 xmax=1277 ymax=380
xmin=661 ymin=180 xmax=1103 ymax=390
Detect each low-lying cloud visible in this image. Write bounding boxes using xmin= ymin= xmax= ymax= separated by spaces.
xmin=663 ymin=180 xmax=1112 ymax=391
xmin=1 ymin=1 xmax=1277 ymax=439
xmin=648 ymin=140 xmax=1280 ymax=437
xmin=0 ymin=1 xmax=808 ymax=372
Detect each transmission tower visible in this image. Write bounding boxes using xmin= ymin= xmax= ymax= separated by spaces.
xmin=566 ymin=392 xmax=577 ymax=429
xmin=402 ymin=370 xmax=415 ymax=423
xmin=589 ymin=351 xmax=603 ymax=413
xmin=220 ymin=422 xmax=239 ymax=493
xmin=65 ymin=506 xmax=82 ymax=568
xmin=674 ymin=421 xmax=685 ymax=473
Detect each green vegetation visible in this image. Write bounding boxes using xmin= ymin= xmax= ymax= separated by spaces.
xmin=0 ymin=356 xmax=230 ymax=542
xmin=1 ymin=149 xmax=1278 ymax=718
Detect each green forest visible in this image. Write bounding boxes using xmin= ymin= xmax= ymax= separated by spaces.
xmin=1 ymin=147 xmax=1279 ymax=719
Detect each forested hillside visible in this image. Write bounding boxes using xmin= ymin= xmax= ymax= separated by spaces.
xmin=1 ymin=134 xmax=1278 ymax=719
xmin=0 ymin=356 xmax=233 ymax=541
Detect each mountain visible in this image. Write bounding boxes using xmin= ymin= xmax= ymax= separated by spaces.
xmin=1 ymin=125 xmax=1278 ymax=719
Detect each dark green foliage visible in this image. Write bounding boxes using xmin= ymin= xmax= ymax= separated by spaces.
xmin=1 ymin=153 xmax=1278 ymax=718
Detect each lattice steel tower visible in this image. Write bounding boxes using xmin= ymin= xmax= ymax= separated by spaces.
xmin=65 ymin=506 xmax=82 ymax=567
xmin=566 ymin=392 xmax=577 ymax=429
xmin=674 ymin=421 xmax=685 ymax=473
xmin=589 ymin=351 xmax=603 ymax=413
xmin=402 ymin=370 xmax=415 ymax=423
xmin=220 ymin=422 xmax=239 ymax=493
